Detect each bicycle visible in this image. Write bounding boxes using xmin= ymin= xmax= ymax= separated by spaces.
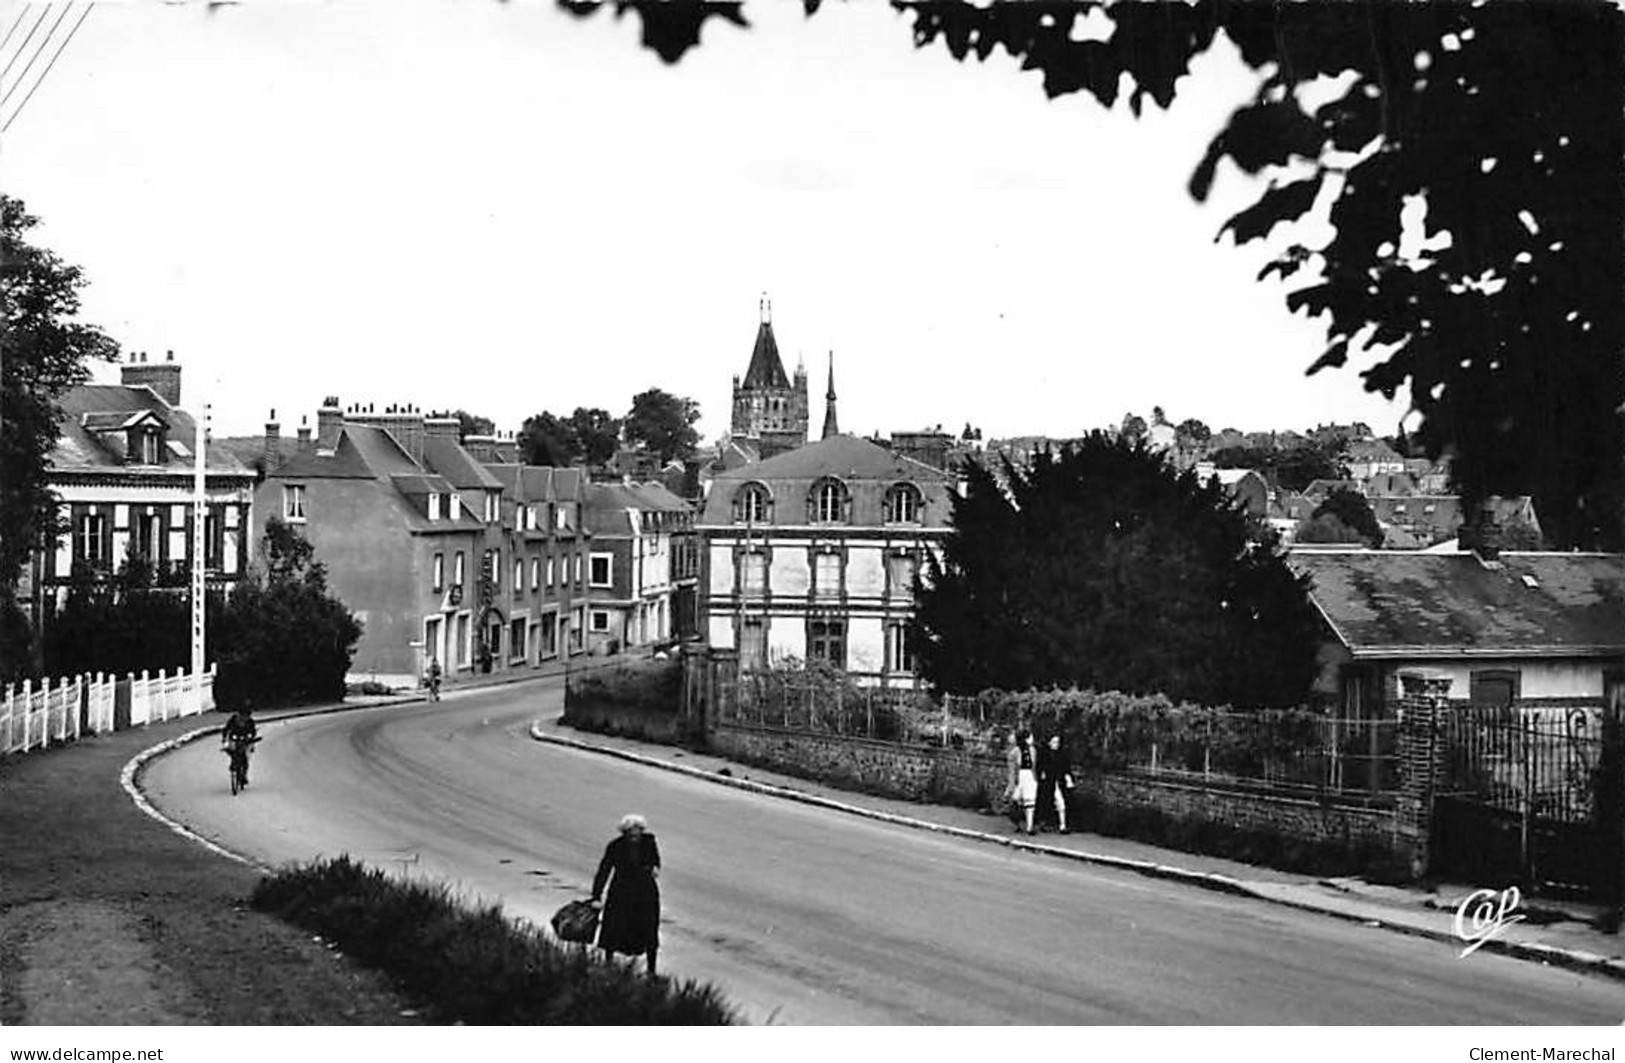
xmin=223 ymin=736 xmax=259 ymax=795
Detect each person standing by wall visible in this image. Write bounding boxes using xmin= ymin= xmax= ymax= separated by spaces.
xmin=591 ymin=813 xmax=662 ymax=975
xmin=1036 ymin=731 xmax=1073 ymax=834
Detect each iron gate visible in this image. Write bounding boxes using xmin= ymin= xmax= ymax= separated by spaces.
xmin=1432 ymin=704 xmax=1619 ymax=898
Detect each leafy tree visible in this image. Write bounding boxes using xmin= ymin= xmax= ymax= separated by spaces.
xmin=1213 ymin=440 xmax=1348 ymax=494
xmin=1295 ymin=512 xmax=1367 ymax=547
xmin=449 ymin=410 xmax=495 ymax=439
xmin=1176 ymin=418 xmax=1211 ymax=448
xmin=914 ymin=433 xmax=1321 ymax=708
xmin=1308 ymin=488 xmax=1384 ymax=547
xmin=41 ymin=557 xmax=193 ymax=678
xmin=624 ymin=387 xmax=701 ymax=464
xmin=1 ymin=195 xmax=119 ymax=674
xmin=568 ymin=407 xmax=622 ymax=466
xmin=518 ymin=410 xmax=576 ymax=466
xmin=212 ymin=519 xmax=362 ymax=710
xmin=575 ymin=1 xmax=1625 ymax=549
xmin=1118 ymin=413 xmax=1147 ymax=443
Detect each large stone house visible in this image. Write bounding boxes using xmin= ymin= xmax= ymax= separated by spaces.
xmin=698 ymin=433 xmax=955 ymax=685
xmin=25 ymin=353 xmax=257 ymax=636
xmin=1289 ymin=548 xmax=1625 ymax=719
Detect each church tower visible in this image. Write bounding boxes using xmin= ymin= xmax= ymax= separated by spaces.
xmin=730 ymin=294 xmax=809 ymax=458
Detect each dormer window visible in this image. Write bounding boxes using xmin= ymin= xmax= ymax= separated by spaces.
xmin=429 ymin=493 xmax=442 ymax=521
xmin=884 ymin=483 xmax=923 ymax=524
xmin=485 ymin=490 xmax=501 ymax=524
xmin=809 ymin=478 xmax=850 ymax=524
xmin=735 ymin=483 xmax=771 ymax=524
xmin=138 ymin=430 xmax=161 ymax=464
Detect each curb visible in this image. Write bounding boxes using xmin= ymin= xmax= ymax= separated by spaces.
xmin=527 ymin=723 xmax=1625 ymax=985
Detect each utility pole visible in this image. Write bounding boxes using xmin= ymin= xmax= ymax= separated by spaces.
xmin=191 ymin=399 xmax=207 ymax=712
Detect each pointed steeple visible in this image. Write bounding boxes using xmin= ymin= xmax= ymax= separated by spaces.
xmin=821 ymin=351 xmax=839 ymax=439
xmin=742 ymin=291 xmax=790 ymax=389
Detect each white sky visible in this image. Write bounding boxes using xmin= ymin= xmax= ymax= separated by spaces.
xmin=2 ymin=0 xmax=1407 ymax=445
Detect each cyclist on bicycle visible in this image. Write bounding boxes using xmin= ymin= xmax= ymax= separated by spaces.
xmin=426 ymin=657 xmax=442 ymax=702
xmin=221 ymin=706 xmax=259 ymax=790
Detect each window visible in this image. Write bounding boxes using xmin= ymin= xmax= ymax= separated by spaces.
xmin=546 ymin=556 xmax=556 ymax=588
xmin=741 ymin=551 xmax=767 ymax=596
xmin=739 ymin=618 xmax=767 ymax=670
xmin=74 ymin=513 xmax=107 ymax=567
xmin=591 ymin=610 xmax=610 ymax=632
xmin=1470 ymin=670 xmax=1520 ymax=709
xmin=510 ymin=618 xmax=527 ymax=662
xmin=433 ymin=553 xmax=445 ymax=593
xmin=555 ymin=506 xmax=570 ymax=532
xmin=429 ymin=493 xmax=442 ymax=521
xmin=736 ymin=483 xmax=770 ymax=524
xmin=485 ymin=490 xmax=501 ymax=524
xmin=455 ymin=612 xmax=471 ymax=667
xmin=810 ymin=478 xmax=849 ymax=523
xmin=884 ymin=483 xmax=922 ymax=524
xmin=447 ymin=494 xmax=461 ymax=521
xmin=283 ymin=484 xmax=307 ymax=523
xmin=589 ymin=553 xmax=612 ymax=587
xmin=454 ymin=551 xmax=466 ymax=588
xmin=540 ymin=614 xmax=558 ymax=658
xmin=886 ymin=623 xmax=916 ymax=674
xmin=135 ymin=512 xmax=161 ymax=563
xmin=571 ymin=606 xmax=585 ymax=649
xmin=887 ymin=551 xmax=918 ymax=598
xmin=574 ymin=554 xmax=584 ymax=586
xmin=530 ymin=558 xmax=540 ymax=591
xmin=205 ymin=511 xmax=224 ymax=570
xmin=139 ymin=431 xmax=161 ymax=465
xmin=813 ymin=551 xmax=842 ymax=598
xmin=514 ymin=558 xmax=524 ymax=593
xmin=808 ymin=618 xmax=846 ymax=668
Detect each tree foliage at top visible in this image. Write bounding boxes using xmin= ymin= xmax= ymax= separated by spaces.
xmin=448 ymin=409 xmax=495 ymax=440
xmin=912 ymin=433 xmax=1322 ymax=708
xmin=567 ymin=1 xmax=1625 ymax=549
xmin=1299 ymin=487 xmax=1384 ymax=548
xmin=623 ymin=387 xmax=701 ymax=464
xmin=517 ymin=406 xmax=623 ymax=466
xmin=1 ymin=196 xmax=118 ymax=594
xmin=1211 ymin=439 xmax=1348 ymax=494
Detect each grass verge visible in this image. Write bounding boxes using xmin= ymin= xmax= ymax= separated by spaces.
xmin=250 ymin=856 xmax=737 ymax=1025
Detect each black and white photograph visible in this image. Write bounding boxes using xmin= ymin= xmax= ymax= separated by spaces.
xmin=2 ymin=0 xmax=1623 ymax=1050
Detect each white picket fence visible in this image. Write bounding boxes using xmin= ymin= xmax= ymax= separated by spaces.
xmin=1 ymin=664 xmax=217 ymax=756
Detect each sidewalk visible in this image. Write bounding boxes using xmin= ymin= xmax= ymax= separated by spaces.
xmin=528 ymin=715 xmax=1625 ymax=984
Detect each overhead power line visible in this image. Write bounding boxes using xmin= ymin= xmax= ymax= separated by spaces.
xmin=2 ymin=2 xmax=92 ymax=134
xmin=0 ymin=3 xmax=72 ymax=114
xmin=0 ymin=6 xmax=32 ymax=58
xmin=0 ymin=4 xmax=51 ymax=85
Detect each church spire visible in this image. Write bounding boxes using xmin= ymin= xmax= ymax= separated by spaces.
xmin=821 ymin=351 xmax=839 ymax=439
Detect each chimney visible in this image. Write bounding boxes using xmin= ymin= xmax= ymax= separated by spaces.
xmin=317 ymin=396 xmax=344 ymax=451
xmin=297 ymin=415 xmax=313 ymax=454
xmin=121 ymin=348 xmax=183 ymax=406
xmin=1460 ymin=502 xmax=1503 ymax=565
xmin=425 ymin=416 xmax=461 ymax=443
xmin=264 ymin=409 xmax=282 ymax=472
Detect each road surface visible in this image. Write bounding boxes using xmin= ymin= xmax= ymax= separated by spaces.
xmin=140 ymin=680 xmax=1625 ymax=1024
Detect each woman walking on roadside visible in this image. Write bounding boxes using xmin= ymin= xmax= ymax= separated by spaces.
xmin=591 ymin=813 xmax=662 ymax=975
xmin=1036 ymin=731 xmax=1073 ymax=834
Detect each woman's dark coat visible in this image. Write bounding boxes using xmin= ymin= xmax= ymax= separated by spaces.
xmin=592 ymin=832 xmax=661 ymax=955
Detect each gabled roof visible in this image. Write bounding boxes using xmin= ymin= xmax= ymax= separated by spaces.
xmin=50 ymin=384 xmax=251 ymax=475
xmin=710 ymin=433 xmax=954 ymax=485
xmin=741 ymin=320 xmax=790 ymax=390
xmin=268 ymin=430 xmax=383 ymax=480
xmin=422 ymin=436 xmax=503 ymax=490
xmin=1289 ymin=550 xmax=1625 ymax=658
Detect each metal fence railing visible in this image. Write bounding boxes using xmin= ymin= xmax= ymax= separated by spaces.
xmin=1439 ymin=705 xmax=1605 ymax=823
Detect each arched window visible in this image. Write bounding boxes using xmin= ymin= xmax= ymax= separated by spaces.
xmin=884 ymin=483 xmax=923 ymax=524
xmin=734 ymin=483 xmax=771 ymax=524
xmin=810 ymin=478 xmax=849 ymax=524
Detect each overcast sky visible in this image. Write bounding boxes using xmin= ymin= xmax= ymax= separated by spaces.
xmin=3 ymin=0 xmax=1406 ymax=445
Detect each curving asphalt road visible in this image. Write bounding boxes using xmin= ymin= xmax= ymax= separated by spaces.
xmin=139 ymin=679 xmax=1625 ymax=1025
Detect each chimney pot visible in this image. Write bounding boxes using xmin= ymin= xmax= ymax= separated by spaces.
xmin=166 ymin=349 xmax=174 ymax=362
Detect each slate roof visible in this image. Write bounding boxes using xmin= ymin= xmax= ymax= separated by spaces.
xmin=583 ymin=482 xmax=693 ymax=537
xmin=741 ymin=320 xmax=791 ymax=390
xmin=51 ymin=384 xmax=253 ymax=476
xmin=709 ymin=433 xmax=952 ymax=486
xmin=422 ymin=437 xmax=504 ymax=490
xmin=1289 ymin=549 xmax=1625 ymax=658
